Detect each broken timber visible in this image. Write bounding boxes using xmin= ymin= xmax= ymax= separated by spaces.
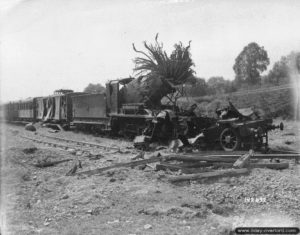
xmin=213 ymin=162 xmax=289 ymax=170
xmin=77 ymin=156 xmax=162 ymax=176
xmin=233 ymin=150 xmax=253 ymax=168
xmin=165 ymin=153 xmax=300 ymax=163
xmin=168 ymin=168 xmax=249 ymax=182
xmin=165 ymin=154 xmax=237 ymax=163
xmin=156 ymin=163 xmax=211 ymax=174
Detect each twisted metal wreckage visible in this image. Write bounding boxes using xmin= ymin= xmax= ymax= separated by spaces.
xmin=133 ymin=99 xmax=284 ymax=152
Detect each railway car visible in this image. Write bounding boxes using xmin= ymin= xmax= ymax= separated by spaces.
xmin=4 ymin=101 xmax=19 ymax=122
xmin=18 ymin=98 xmax=37 ymax=122
xmin=36 ymin=89 xmax=80 ymax=124
xmin=3 ymin=98 xmax=37 ymax=123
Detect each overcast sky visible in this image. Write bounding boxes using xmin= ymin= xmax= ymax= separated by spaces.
xmin=1 ymin=0 xmax=300 ymax=101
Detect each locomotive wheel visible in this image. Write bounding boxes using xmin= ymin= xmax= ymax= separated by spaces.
xmin=219 ymin=128 xmax=241 ymax=151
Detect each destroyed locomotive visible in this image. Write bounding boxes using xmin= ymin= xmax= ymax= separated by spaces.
xmin=3 ymin=77 xmax=283 ymax=152
xmin=2 ymin=36 xmax=283 ymax=151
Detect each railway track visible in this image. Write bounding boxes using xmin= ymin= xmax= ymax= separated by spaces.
xmin=20 ymin=133 xmax=127 ymax=156
xmin=38 ymin=134 xmax=120 ymax=150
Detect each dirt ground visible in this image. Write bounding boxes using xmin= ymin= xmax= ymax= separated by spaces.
xmin=1 ymin=120 xmax=299 ymax=235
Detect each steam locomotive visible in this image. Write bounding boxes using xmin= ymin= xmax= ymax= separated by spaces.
xmin=3 ymin=77 xmax=283 ymax=151
xmin=3 ymin=78 xmax=202 ymax=139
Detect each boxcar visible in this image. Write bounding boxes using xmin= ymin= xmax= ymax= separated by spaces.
xmin=4 ymin=102 xmax=19 ymax=122
xmin=36 ymin=90 xmax=75 ymax=123
xmin=18 ymin=98 xmax=37 ymax=121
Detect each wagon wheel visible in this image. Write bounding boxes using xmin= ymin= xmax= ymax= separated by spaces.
xmin=219 ymin=128 xmax=240 ymax=151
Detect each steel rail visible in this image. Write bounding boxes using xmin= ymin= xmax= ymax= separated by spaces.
xmin=37 ymin=134 xmax=120 ymax=151
xmin=20 ymin=135 xmax=93 ymax=154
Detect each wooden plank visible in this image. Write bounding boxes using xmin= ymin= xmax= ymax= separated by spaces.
xmin=253 ymin=154 xmax=300 ymax=160
xmin=77 ymin=156 xmax=162 ymax=176
xmin=156 ymin=162 xmax=184 ymax=171
xmin=177 ymin=162 xmax=213 ymax=168
xmin=156 ymin=162 xmax=212 ymax=170
xmin=212 ymin=162 xmax=233 ymax=169
xmin=156 ymin=163 xmax=211 ymax=174
xmin=213 ymin=162 xmax=289 ymax=170
xmin=168 ymin=168 xmax=249 ymax=182
xmin=165 ymin=153 xmax=300 ymax=163
xmin=56 ymin=124 xmax=65 ymax=131
xmin=251 ymin=162 xmax=289 ymax=170
xmin=164 ymin=154 xmax=237 ymax=163
xmin=233 ymin=150 xmax=253 ymax=168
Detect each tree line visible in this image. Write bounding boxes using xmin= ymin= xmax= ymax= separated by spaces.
xmin=185 ymin=43 xmax=300 ymax=97
xmin=84 ymin=41 xmax=300 ymax=97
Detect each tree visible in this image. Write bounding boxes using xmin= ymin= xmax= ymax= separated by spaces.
xmin=185 ymin=77 xmax=208 ymax=96
xmin=120 ymin=34 xmax=195 ymax=107
xmin=83 ymin=83 xmax=106 ymax=93
xmin=207 ymin=76 xmax=226 ymax=93
xmin=264 ymin=51 xmax=300 ymax=85
xmin=233 ymin=42 xmax=270 ymax=85
xmin=185 ymin=76 xmax=198 ymax=85
xmin=206 ymin=76 xmax=236 ymax=95
xmin=264 ymin=56 xmax=289 ymax=85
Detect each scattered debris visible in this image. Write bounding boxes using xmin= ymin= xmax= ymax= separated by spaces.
xmin=34 ymin=159 xmax=72 ymax=168
xmin=25 ymin=123 xmax=36 ymax=132
xmin=66 ymin=160 xmax=82 ymax=176
xmin=156 ymin=163 xmax=211 ymax=174
xmin=77 ymin=153 xmax=162 ymax=176
xmin=67 ymin=149 xmax=77 ymax=155
xmin=43 ymin=217 xmax=52 ymax=226
xmin=87 ymin=153 xmax=105 ymax=160
xmin=251 ymin=162 xmax=289 ymax=170
xmin=284 ymin=140 xmax=294 ymax=145
xmin=169 ymin=139 xmax=182 ymax=152
xmin=21 ymin=172 xmax=31 ymax=181
xmin=107 ymin=219 xmax=120 ymax=224
xmin=139 ymin=205 xmax=207 ymax=219
xmin=143 ymin=224 xmax=152 ymax=230
xmin=87 ymin=207 xmax=102 ymax=216
xmin=156 ymin=146 xmax=167 ymax=151
xmin=55 ymin=124 xmax=65 ymax=131
xmin=133 ymin=135 xmax=150 ymax=150
xmin=168 ymin=168 xmax=250 ymax=183
xmin=233 ymin=150 xmax=253 ymax=168
xmin=131 ymin=151 xmax=145 ymax=160
xmin=23 ymin=147 xmax=38 ymax=154
xmin=61 ymin=194 xmax=69 ymax=200
xmin=165 ymin=154 xmax=238 ymax=163
xmin=48 ymin=129 xmax=59 ymax=133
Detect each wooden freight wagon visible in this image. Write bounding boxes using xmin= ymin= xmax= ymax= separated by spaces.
xmin=36 ymin=90 xmax=75 ymax=123
xmin=18 ymin=98 xmax=37 ymax=121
